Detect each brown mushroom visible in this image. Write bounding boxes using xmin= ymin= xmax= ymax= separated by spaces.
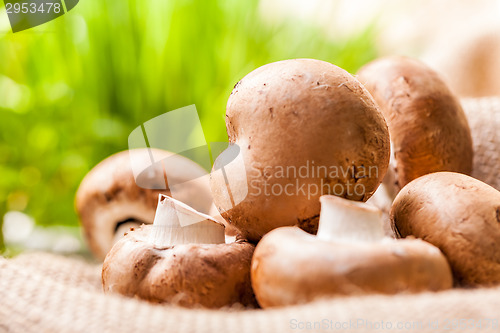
xmin=462 ymin=97 xmax=500 ymax=191
xmin=102 ymin=194 xmax=257 ymax=308
xmin=391 ymin=171 xmax=500 ymax=287
xmin=210 ymin=59 xmax=390 ymax=242
xmin=357 ymin=56 xmax=473 ymax=190
xmin=425 ymin=29 xmax=500 ymax=98
xmin=76 ymin=148 xmax=213 ymax=260
xmin=251 ymin=195 xmax=452 ymax=308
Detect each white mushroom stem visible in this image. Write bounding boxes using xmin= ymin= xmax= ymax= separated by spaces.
xmin=317 ymin=195 xmax=385 ymax=243
xmin=148 ymin=194 xmax=225 ymax=247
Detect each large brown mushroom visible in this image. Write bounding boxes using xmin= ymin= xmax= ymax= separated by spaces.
xmin=251 ymin=195 xmax=452 ymax=308
xmin=210 ymin=59 xmax=390 ymax=242
xmin=76 ymin=148 xmax=213 ymax=260
xmin=391 ymin=171 xmax=500 ymax=287
xmin=357 ymin=56 xmax=473 ymax=191
xmin=102 ymin=194 xmax=257 ymax=308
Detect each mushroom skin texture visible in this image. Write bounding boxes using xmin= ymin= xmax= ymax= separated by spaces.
xmin=391 ymin=171 xmax=500 ymax=287
xmin=251 ymin=195 xmax=452 ymax=308
xmin=210 ymin=59 xmax=390 ymax=242
xmin=357 ymin=56 xmax=473 ymax=190
xmin=102 ymin=225 xmax=257 ymax=308
xmin=462 ymin=98 xmax=500 ymax=191
xmin=76 ymin=149 xmax=212 ymax=260
xmin=103 ymin=195 xmax=257 ymax=308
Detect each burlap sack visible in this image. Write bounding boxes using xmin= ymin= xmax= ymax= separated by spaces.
xmin=1 ymin=97 xmax=500 ymax=333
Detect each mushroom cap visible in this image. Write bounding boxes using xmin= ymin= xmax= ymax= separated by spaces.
xmin=391 ymin=171 xmax=500 ymax=286
xmin=211 ymin=59 xmax=390 ymax=242
xmin=426 ymin=30 xmax=500 ymax=98
xmin=251 ymin=226 xmax=452 ymax=308
xmin=462 ymin=98 xmax=500 ymax=191
xmin=76 ymin=149 xmax=212 ymax=260
xmin=102 ymin=225 xmax=257 ymax=308
xmin=357 ymin=56 xmax=473 ymax=189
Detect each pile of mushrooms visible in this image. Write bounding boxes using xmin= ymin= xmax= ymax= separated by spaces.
xmin=78 ymin=56 xmax=500 ymax=309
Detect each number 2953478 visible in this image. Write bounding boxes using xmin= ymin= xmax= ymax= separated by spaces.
xmin=5 ymin=2 xmax=62 ymax=14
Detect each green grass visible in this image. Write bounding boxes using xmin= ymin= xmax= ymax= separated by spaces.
xmin=0 ymin=0 xmax=378 ymax=252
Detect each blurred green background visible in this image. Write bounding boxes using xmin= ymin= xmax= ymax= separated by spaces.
xmin=0 ymin=0 xmax=378 ymax=254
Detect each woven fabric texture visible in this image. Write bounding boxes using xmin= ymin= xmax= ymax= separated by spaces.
xmin=1 ymin=97 xmax=500 ymax=333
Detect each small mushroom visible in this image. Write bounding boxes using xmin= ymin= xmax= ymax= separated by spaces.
xmin=391 ymin=171 xmax=500 ymax=287
xmin=357 ymin=56 xmax=473 ymax=190
xmin=251 ymin=195 xmax=452 ymax=308
xmin=211 ymin=59 xmax=390 ymax=242
xmin=102 ymin=194 xmax=257 ymax=308
xmin=76 ymin=148 xmax=213 ymax=260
